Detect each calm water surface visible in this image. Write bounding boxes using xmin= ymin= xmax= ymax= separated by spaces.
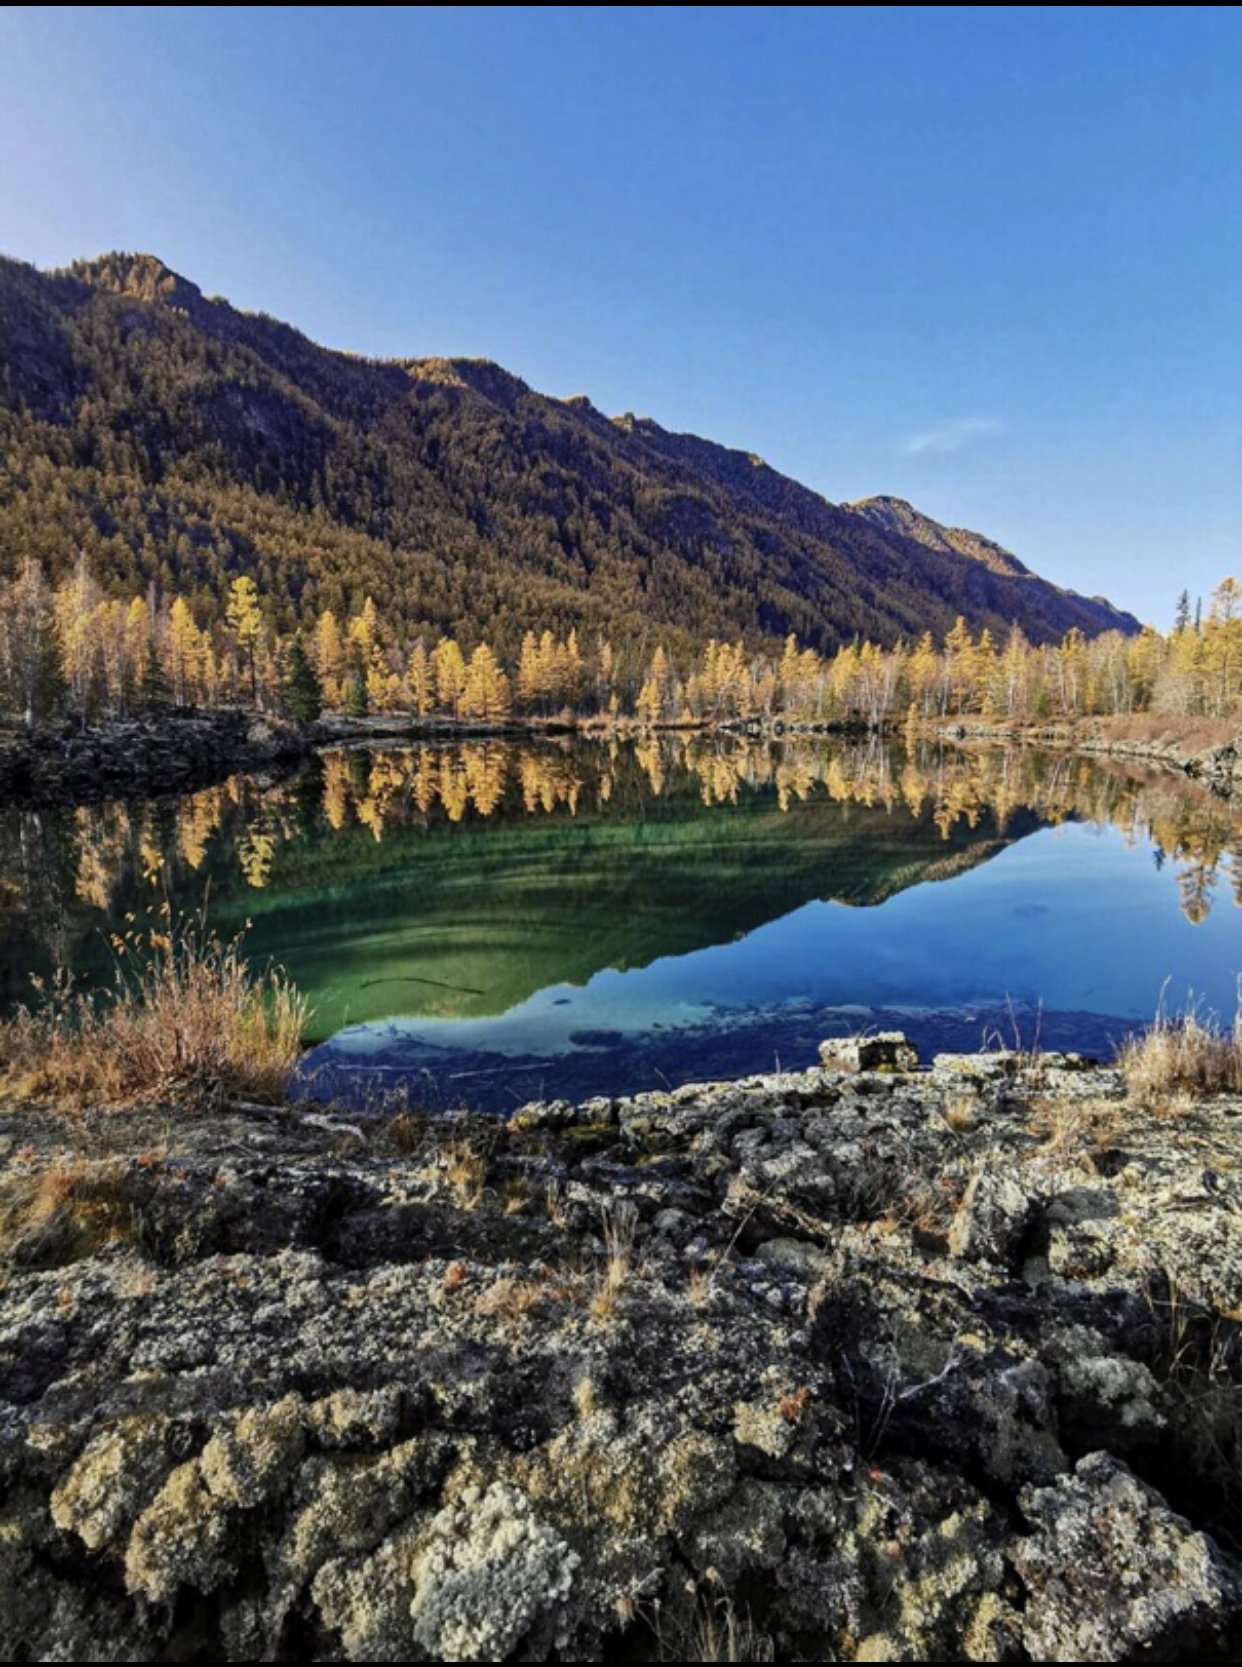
xmin=3 ymin=737 xmax=1241 ymax=1109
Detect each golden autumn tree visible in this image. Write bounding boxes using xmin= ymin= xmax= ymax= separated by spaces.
xmin=1203 ymin=577 xmax=1242 ymax=715
xmin=314 ymin=610 xmax=345 ymax=708
xmin=167 ymin=597 xmax=202 ymax=706
xmin=432 ymin=637 xmax=468 ymax=717
xmin=225 ymin=575 xmax=264 ymax=706
xmin=406 ymin=641 xmax=434 ymax=716
xmin=124 ymin=595 xmax=154 ymax=709
xmin=943 ymin=617 xmax=974 ymax=715
xmin=462 ymin=643 xmax=511 ymax=719
xmin=516 ymin=631 xmax=542 ymax=711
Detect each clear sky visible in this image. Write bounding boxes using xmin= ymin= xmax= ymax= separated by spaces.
xmin=2 ymin=6 xmax=1239 ymax=627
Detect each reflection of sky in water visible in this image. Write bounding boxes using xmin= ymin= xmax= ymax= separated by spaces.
xmin=325 ymin=823 xmax=1242 ymax=1063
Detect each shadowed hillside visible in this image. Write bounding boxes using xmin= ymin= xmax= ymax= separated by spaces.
xmin=0 ymin=252 xmax=1138 ymax=658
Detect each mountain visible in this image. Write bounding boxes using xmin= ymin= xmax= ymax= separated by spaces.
xmin=848 ymin=495 xmax=1031 ymax=579
xmin=0 ymin=251 xmax=1140 ymax=655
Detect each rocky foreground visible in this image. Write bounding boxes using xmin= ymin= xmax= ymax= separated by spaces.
xmin=1 ymin=1038 xmax=1240 ymax=1661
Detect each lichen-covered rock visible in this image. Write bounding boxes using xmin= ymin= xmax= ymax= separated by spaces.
xmin=0 ymin=710 xmax=312 ymax=805
xmin=1044 ymin=1185 xmax=1121 ymax=1277
xmin=1043 ymin=1325 xmax=1164 ymax=1447
xmin=820 ymin=1031 xmax=920 ymax=1072
xmin=1012 ymin=1453 xmax=1242 ymax=1660
xmin=949 ymin=1168 xmax=1039 ymax=1265
xmin=407 ymin=1484 xmax=579 ymax=1661
xmin=1 ymin=1046 xmax=1240 ymax=1659
xmin=125 ymin=1458 xmax=236 ymax=1603
xmin=50 ymin=1415 xmax=176 ymax=1552
xmin=200 ymin=1397 xmax=307 ymax=1508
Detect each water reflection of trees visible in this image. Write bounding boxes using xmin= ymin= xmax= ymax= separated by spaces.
xmin=4 ymin=741 xmax=1242 ymax=973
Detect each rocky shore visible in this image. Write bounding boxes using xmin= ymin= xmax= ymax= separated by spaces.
xmin=1 ymin=1036 xmax=1240 ymax=1660
xmin=931 ymin=716 xmax=1242 ymax=793
xmin=0 ymin=710 xmax=313 ymax=803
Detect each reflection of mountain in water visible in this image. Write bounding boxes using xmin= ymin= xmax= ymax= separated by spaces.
xmin=236 ymin=796 xmax=1035 ymax=1037
xmin=2 ymin=737 xmax=1239 ymax=1040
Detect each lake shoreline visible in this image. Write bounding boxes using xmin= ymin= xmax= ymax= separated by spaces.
xmin=921 ymin=713 xmax=1242 ymax=792
xmin=5 ymin=704 xmax=1241 ymax=807
xmin=2 ymin=1035 xmax=1240 ymax=1659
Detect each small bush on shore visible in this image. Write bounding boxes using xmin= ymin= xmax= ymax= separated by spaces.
xmin=1120 ymin=1003 xmax=1242 ymax=1105
xmin=0 ymin=910 xmax=307 ymax=1108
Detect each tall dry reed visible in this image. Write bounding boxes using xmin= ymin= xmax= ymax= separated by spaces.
xmin=1119 ymin=990 xmax=1242 ymax=1106
xmin=0 ymin=906 xmax=307 ymax=1107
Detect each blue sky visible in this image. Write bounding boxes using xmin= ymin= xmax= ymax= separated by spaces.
xmin=2 ymin=6 xmax=1238 ymax=626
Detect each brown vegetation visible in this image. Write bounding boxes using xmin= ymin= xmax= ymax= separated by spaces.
xmin=0 ymin=914 xmax=306 ymax=1108
xmin=0 ymin=1157 xmax=140 ymax=1266
xmin=1120 ymin=1006 xmax=1242 ymax=1105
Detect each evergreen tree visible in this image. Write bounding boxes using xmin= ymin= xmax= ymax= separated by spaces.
xmin=1174 ymin=590 xmax=1191 ymax=635
xmin=343 ymin=647 xmax=370 ymax=717
xmin=283 ymin=632 xmax=323 ymax=723
xmin=140 ymin=639 xmax=170 ymax=711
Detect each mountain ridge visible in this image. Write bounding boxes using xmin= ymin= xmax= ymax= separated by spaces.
xmin=0 ymin=250 xmax=1141 ymax=653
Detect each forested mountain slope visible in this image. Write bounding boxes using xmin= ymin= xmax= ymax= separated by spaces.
xmin=0 ymin=252 xmax=1139 ymax=655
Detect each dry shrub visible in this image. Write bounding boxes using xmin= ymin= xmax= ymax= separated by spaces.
xmin=1120 ymin=1003 xmax=1242 ymax=1106
xmin=377 ymin=1110 xmax=427 ymax=1156
xmin=0 ymin=911 xmax=307 ymax=1108
xmin=1026 ymin=1095 xmax=1123 ymax=1167
xmin=777 ymin=1385 xmax=812 ymax=1423
xmin=474 ymin=1262 xmax=583 ymax=1321
xmin=441 ymin=1139 xmax=488 ymax=1208
xmin=688 ymin=1265 xmax=712 ymax=1308
xmin=501 ymin=1176 xmax=534 ymax=1215
xmin=474 ymin=1273 xmax=548 ymax=1320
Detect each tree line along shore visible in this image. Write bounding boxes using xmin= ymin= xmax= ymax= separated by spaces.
xmin=4 ymin=556 xmax=1242 ymax=732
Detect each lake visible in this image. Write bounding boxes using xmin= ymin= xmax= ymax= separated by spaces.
xmin=3 ymin=735 xmax=1241 ymax=1110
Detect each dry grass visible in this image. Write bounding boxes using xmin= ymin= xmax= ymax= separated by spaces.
xmin=500 ymin=1176 xmax=534 ymax=1215
xmin=0 ymin=1158 xmax=140 ymax=1265
xmin=685 ymin=1593 xmax=774 ymax=1663
xmin=1120 ymin=1003 xmax=1242 ymax=1106
xmin=544 ymin=1178 xmax=570 ymax=1228
xmin=377 ymin=1110 xmax=428 ymax=1156
xmin=473 ymin=1261 xmax=586 ymax=1322
xmin=942 ymin=1093 xmax=979 ymax=1133
xmin=440 ymin=1139 xmax=489 ymax=1208
xmin=474 ymin=1273 xmax=549 ymax=1320
xmin=1026 ymin=1095 xmax=1125 ymax=1167
xmin=1079 ymin=713 xmax=1240 ymax=752
xmin=688 ymin=1265 xmax=712 ymax=1308
xmin=0 ymin=910 xmax=307 ymax=1109
xmin=589 ymin=1200 xmax=638 ymax=1320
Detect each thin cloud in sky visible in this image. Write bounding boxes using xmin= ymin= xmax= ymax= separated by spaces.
xmin=901 ymin=416 xmax=1005 ymax=457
